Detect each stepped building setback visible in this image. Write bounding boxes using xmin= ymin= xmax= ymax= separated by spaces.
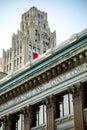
xmin=0 ymin=7 xmax=56 ymax=74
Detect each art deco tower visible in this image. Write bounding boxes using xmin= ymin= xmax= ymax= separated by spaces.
xmin=0 ymin=7 xmax=56 ymax=74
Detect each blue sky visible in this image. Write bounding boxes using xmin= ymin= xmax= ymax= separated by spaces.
xmin=0 ymin=0 xmax=87 ymax=57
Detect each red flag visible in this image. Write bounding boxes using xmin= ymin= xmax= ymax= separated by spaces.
xmin=32 ymin=52 xmax=38 ymax=60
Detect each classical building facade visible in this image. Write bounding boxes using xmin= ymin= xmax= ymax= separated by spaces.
xmin=0 ymin=7 xmax=56 ymax=74
xmin=0 ymin=28 xmax=87 ymax=130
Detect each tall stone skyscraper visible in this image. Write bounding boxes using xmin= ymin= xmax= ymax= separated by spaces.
xmin=0 ymin=7 xmax=56 ymax=74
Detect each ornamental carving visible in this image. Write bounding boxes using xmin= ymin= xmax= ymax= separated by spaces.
xmin=42 ymin=95 xmax=56 ymax=109
xmin=28 ymin=80 xmax=33 ymax=87
xmin=22 ymin=105 xmax=29 ymax=115
xmin=68 ymin=82 xmax=84 ymax=99
xmin=51 ymin=68 xmax=57 ymax=75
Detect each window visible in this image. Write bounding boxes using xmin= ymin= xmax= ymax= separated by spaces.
xmin=38 ymin=13 xmax=40 ymax=19
xmin=35 ymin=39 xmax=37 ymax=42
xmin=9 ymin=63 xmax=12 ymax=70
xmin=26 ymin=22 xmax=28 ymax=26
xmin=38 ymin=13 xmax=43 ymax=19
xmin=32 ymin=104 xmax=46 ymax=127
xmin=14 ymin=49 xmax=17 ymax=57
xmin=18 ymin=114 xmax=24 ymax=130
xmin=43 ymin=42 xmax=49 ymax=48
xmin=20 ymin=57 xmax=22 ymax=63
xmin=7 ymin=53 xmax=9 ymax=61
xmin=41 ymin=15 xmax=43 ymax=19
xmin=33 ymin=47 xmax=36 ymax=52
xmin=27 ymin=30 xmax=29 ymax=35
xmin=17 ymin=48 xmax=19 ymax=55
xmin=37 ymin=48 xmax=40 ymax=54
xmin=21 ymin=114 xmax=24 ymax=130
xmin=35 ymin=30 xmax=38 ymax=36
xmin=22 ymin=25 xmax=24 ymax=31
xmin=28 ymin=55 xmax=32 ymax=62
xmin=43 ymin=24 xmax=46 ymax=29
xmin=4 ymin=66 xmax=6 ymax=72
xmin=17 ymin=40 xmax=19 ymax=44
xmin=38 ymin=34 xmax=40 ymax=41
xmin=29 ymin=45 xmax=32 ymax=52
xmin=7 ymin=65 xmax=9 ymax=72
xmin=20 ymin=45 xmax=22 ymax=53
xmin=16 ymin=121 xmax=18 ymax=130
xmin=10 ymin=52 xmax=12 ymax=60
xmin=4 ymin=56 xmax=7 ymax=63
xmin=17 ymin=58 xmax=19 ymax=65
xmin=14 ymin=60 xmax=17 ymax=67
xmin=56 ymin=93 xmax=73 ymax=118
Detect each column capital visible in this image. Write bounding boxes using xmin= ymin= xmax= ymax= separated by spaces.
xmin=1 ymin=114 xmax=13 ymax=129
xmin=68 ymin=82 xmax=84 ymax=98
xmin=42 ymin=94 xmax=56 ymax=109
xmin=21 ymin=105 xmax=30 ymax=116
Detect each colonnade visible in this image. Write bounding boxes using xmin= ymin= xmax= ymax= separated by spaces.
xmin=0 ymin=82 xmax=86 ymax=130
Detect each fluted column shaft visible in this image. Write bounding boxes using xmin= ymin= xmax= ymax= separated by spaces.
xmin=23 ymin=106 xmax=32 ymax=130
xmin=43 ymin=95 xmax=56 ymax=130
xmin=69 ymin=82 xmax=85 ymax=130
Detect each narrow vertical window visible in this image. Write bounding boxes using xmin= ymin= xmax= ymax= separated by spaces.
xmin=14 ymin=49 xmax=17 ymax=57
xmin=20 ymin=45 xmax=22 ymax=53
xmin=10 ymin=52 xmax=12 ymax=60
xmin=20 ymin=57 xmax=22 ymax=63
xmin=29 ymin=45 xmax=32 ymax=52
xmin=28 ymin=55 xmax=32 ymax=62
xmin=9 ymin=63 xmax=12 ymax=70
xmin=32 ymin=104 xmax=46 ymax=127
xmin=14 ymin=60 xmax=17 ymax=67
xmin=56 ymin=93 xmax=73 ymax=118
xmin=37 ymin=48 xmax=40 ymax=54
xmin=4 ymin=66 xmax=6 ymax=73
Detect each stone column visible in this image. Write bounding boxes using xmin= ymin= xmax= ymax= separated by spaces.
xmin=6 ymin=115 xmax=12 ymax=130
xmin=42 ymin=95 xmax=56 ymax=130
xmin=23 ymin=105 xmax=32 ymax=130
xmin=0 ymin=121 xmax=2 ymax=129
xmin=69 ymin=82 xmax=85 ymax=130
xmin=2 ymin=115 xmax=13 ymax=130
xmin=0 ymin=114 xmax=19 ymax=130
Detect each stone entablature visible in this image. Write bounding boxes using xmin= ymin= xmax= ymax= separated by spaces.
xmin=0 ymin=62 xmax=87 ymax=117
